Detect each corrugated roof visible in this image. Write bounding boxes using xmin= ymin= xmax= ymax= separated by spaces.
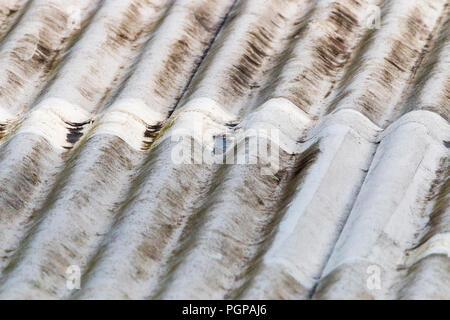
xmin=0 ymin=0 xmax=448 ymax=299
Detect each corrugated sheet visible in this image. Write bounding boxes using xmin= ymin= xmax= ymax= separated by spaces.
xmin=0 ymin=0 xmax=448 ymax=299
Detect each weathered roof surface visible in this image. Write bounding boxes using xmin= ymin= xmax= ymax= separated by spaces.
xmin=0 ymin=0 xmax=448 ymax=300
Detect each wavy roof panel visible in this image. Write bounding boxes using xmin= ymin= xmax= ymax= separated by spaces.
xmin=0 ymin=0 xmax=448 ymax=299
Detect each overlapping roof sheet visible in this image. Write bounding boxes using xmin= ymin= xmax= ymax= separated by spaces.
xmin=0 ymin=0 xmax=448 ymax=299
